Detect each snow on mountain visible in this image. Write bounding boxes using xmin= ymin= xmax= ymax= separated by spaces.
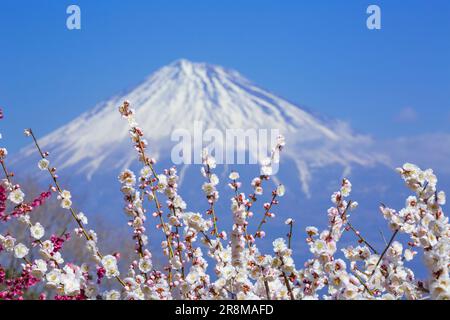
xmin=15 ymin=59 xmax=386 ymax=195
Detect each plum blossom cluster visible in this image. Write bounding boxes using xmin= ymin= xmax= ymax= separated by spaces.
xmin=379 ymin=164 xmax=449 ymax=299
xmin=0 ymin=103 xmax=448 ymax=300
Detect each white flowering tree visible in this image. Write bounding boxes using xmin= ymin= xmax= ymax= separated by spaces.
xmin=0 ymin=103 xmax=448 ymax=300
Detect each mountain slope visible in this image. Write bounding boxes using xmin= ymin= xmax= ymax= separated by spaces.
xmin=15 ymin=59 xmax=385 ymax=195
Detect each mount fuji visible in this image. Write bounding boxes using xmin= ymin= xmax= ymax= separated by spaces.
xmin=14 ymin=59 xmax=385 ymax=196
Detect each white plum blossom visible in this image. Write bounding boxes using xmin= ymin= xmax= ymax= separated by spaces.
xmin=140 ymin=166 xmax=152 ymax=179
xmin=0 ymin=148 xmax=7 ymax=158
xmin=306 ymin=226 xmax=319 ymax=236
xmin=38 ymin=158 xmax=50 ymax=171
xmin=61 ymin=198 xmax=72 ymax=209
xmin=156 ymin=174 xmax=168 ymax=192
xmin=229 ymin=171 xmax=240 ymax=180
xmin=58 ymin=189 xmax=73 ymax=209
xmin=182 ymin=212 xmax=210 ymax=233
xmin=210 ymin=173 xmax=219 ymax=186
xmin=30 ymin=222 xmax=45 ymax=240
xmin=60 ymin=190 xmax=72 ymax=199
xmin=404 ymin=249 xmax=416 ymax=261
xmin=8 ymin=188 xmax=25 ymax=204
xmin=285 ymin=218 xmax=294 ymax=225
xmin=45 ymin=269 xmax=61 ymax=288
xmin=60 ymin=265 xmax=82 ymax=295
xmin=437 ymin=191 xmax=446 ymax=205
xmin=31 ymin=259 xmax=48 ymax=277
xmin=0 ymin=235 xmax=16 ymax=252
xmin=260 ymin=160 xmax=273 ymax=176
xmin=118 ymin=169 xmax=136 ymax=186
xmin=77 ymin=212 xmax=88 ymax=225
xmin=138 ymin=257 xmax=153 ymax=273
xmin=276 ymin=184 xmax=286 ymax=197
xmin=101 ymin=255 xmax=120 ymax=278
xmin=273 ymin=238 xmax=288 ymax=253
xmin=14 ymin=243 xmax=29 ymax=259
xmin=202 ymin=182 xmax=216 ymax=196
xmin=52 ymin=252 xmax=64 ymax=264
xmin=340 ymin=179 xmax=352 ymax=197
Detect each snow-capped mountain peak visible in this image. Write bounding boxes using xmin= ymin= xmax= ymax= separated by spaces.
xmin=15 ymin=59 xmax=385 ymax=195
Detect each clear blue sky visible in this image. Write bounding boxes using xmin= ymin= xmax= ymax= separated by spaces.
xmin=1 ymin=0 xmax=449 ymax=153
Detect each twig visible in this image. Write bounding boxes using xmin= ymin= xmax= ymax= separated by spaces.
xmin=287 ymin=220 xmax=294 ymax=250
xmin=379 ymin=229 xmax=388 ymax=246
xmin=254 ymin=193 xmax=277 ymax=238
xmin=372 ymin=229 xmax=399 ymax=274
xmin=339 ymin=200 xmax=378 ymax=254
xmin=0 ymin=160 xmax=12 ymax=184
xmin=364 ymin=228 xmax=399 ymax=293
xmin=27 ymin=129 xmax=127 ymax=288
xmin=346 ymin=221 xmax=378 ymax=254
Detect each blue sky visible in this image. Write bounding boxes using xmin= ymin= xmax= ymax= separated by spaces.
xmin=0 ymin=0 xmax=449 ymax=153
